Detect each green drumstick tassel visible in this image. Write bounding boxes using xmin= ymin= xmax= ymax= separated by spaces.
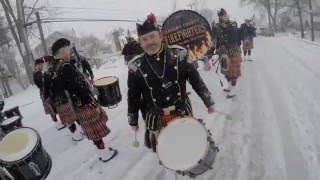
xmin=132 ymin=132 xmax=140 ymax=148
xmin=225 ymin=113 xmax=234 ymax=121
xmin=216 ymin=111 xmax=234 ymax=121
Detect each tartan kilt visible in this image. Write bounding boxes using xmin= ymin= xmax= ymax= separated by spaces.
xmin=56 ymin=103 xmax=78 ymax=126
xmin=221 ymin=54 xmax=242 ymax=78
xmin=243 ymin=37 xmax=254 ymax=50
xmin=42 ymin=99 xmax=56 ymax=115
xmin=77 ymin=105 xmax=110 ymax=141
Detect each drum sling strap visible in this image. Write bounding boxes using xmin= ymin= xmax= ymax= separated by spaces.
xmin=137 ymin=57 xmax=180 ymax=131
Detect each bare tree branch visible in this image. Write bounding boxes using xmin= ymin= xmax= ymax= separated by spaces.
xmin=4 ymin=0 xmax=19 ymax=25
xmin=25 ymin=0 xmax=41 ymax=23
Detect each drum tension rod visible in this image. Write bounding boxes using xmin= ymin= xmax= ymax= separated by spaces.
xmin=197 ymin=119 xmax=205 ymax=125
xmin=198 ymin=160 xmax=213 ymax=170
xmin=209 ymin=141 xmax=220 ymax=152
xmin=177 ymin=171 xmax=196 ymax=178
xmin=207 ymin=136 xmax=214 ymax=142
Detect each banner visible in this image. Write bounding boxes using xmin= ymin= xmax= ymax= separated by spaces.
xmin=162 ymin=10 xmax=212 ymax=61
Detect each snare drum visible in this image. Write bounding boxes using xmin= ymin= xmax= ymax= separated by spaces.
xmin=0 ymin=127 xmax=52 ymax=180
xmin=157 ymin=117 xmax=219 ymax=178
xmin=94 ymin=76 xmax=122 ymax=108
xmin=0 ymin=116 xmax=23 ymax=133
xmin=4 ymin=106 xmax=22 ymax=119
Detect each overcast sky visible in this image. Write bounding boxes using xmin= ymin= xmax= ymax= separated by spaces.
xmin=24 ymin=0 xmax=255 ymax=46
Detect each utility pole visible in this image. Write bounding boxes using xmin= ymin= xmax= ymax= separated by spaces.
xmin=172 ymin=0 xmax=177 ymax=12
xmin=35 ymin=12 xmax=48 ymax=55
xmin=21 ymin=0 xmax=35 ymax=62
xmin=16 ymin=0 xmax=34 ymax=85
xmin=187 ymin=3 xmax=194 ymax=11
xmin=309 ymin=0 xmax=315 ymax=41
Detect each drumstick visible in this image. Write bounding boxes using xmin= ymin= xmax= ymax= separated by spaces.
xmin=132 ymin=132 xmax=140 ymax=148
xmin=215 ymin=111 xmax=233 ymax=120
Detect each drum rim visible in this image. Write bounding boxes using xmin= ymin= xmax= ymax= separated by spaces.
xmin=0 ymin=116 xmax=21 ymax=126
xmin=4 ymin=106 xmax=19 ymax=111
xmin=156 ymin=116 xmax=210 ymax=171
xmin=0 ymin=127 xmax=41 ymax=166
xmin=93 ymin=76 xmax=119 ymax=87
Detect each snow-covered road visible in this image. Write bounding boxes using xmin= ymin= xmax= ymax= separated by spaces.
xmin=3 ymin=36 xmax=320 ymax=180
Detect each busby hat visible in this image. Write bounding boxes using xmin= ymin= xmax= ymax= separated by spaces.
xmin=34 ymin=58 xmax=44 ymax=66
xmin=136 ymin=13 xmax=158 ymax=36
xmin=51 ymin=38 xmax=70 ymax=55
xmin=218 ymin=8 xmax=227 ymax=17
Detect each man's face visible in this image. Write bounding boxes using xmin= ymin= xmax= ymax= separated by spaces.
xmin=56 ymin=46 xmax=71 ymax=60
xmin=139 ymin=31 xmax=162 ymax=55
xmin=221 ymin=15 xmax=229 ymax=22
xmin=35 ymin=63 xmax=44 ymax=71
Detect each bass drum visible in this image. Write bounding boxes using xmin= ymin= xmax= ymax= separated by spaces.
xmin=0 ymin=127 xmax=52 ymax=180
xmin=94 ymin=76 xmax=122 ymax=108
xmin=157 ymin=117 xmax=219 ymax=178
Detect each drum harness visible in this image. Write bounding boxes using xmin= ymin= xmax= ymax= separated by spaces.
xmin=133 ymin=48 xmax=184 ymax=116
xmin=52 ymin=60 xmax=90 ymax=110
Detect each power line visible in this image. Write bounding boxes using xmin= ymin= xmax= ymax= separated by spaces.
xmin=24 ymin=6 xmax=170 ymax=16
xmin=37 ymin=11 xmax=168 ymax=17
xmin=41 ymin=18 xmax=143 ymax=23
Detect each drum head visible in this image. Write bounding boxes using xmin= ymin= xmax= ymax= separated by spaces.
xmin=157 ymin=117 xmax=209 ymax=171
xmin=1 ymin=116 xmax=20 ymax=126
xmin=94 ymin=76 xmax=118 ymax=86
xmin=0 ymin=128 xmax=38 ymax=163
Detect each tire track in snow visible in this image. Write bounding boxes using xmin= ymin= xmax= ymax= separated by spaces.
xmin=258 ymin=38 xmax=310 ymax=180
xmin=240 ymin=51 xmax=287 ymax=180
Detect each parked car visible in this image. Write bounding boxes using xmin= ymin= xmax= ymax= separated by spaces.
xmin=259 ymin=28 xmax=275 ymax=37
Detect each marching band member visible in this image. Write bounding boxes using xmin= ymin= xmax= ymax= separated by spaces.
xmin=45 ymin=38 xmax=118 ymax=162
xmin=240 ymin=19 xmax=256 ymax=61
xmin=127 ymin=14 xmax=215 ymax=179
xmin=216 ymin=8 xmax=242 ymax=99
xmin=33 ymin=58 xmax=66 ymax=130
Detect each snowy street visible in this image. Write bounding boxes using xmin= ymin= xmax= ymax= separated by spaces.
xmin=3 ymin=36 xmax=320 ymax=180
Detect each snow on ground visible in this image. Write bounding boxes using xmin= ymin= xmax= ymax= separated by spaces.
xmin=2 ymin=36 xmax=320 ymax=180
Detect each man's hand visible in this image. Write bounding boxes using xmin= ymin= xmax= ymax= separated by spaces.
xmin=207 ymin=105 xmax=215 ymax=114
xmin=131 ymin=125 xmax=139 ymax=132
xmin=90 ymin=76 xmax=94 ymax=83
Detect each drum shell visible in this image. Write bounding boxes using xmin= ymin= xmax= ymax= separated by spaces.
xmin=5 ymin=148 xmax=52 ymax=180
xmin=4 ymin=106 xmax=23 ymax=119
xmin=0 ymin=128 xmax=52 ymax=180
xmin=94 ymin=77 xmax=122 ymax=107
xmin=188 ymin=141 xmax=218 ymax=175
xmin=0 ymin=116 xmax=23 ymax=133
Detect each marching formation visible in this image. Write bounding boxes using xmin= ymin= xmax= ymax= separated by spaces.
xmin=0 ymin=7 xmax=256 ymax=180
